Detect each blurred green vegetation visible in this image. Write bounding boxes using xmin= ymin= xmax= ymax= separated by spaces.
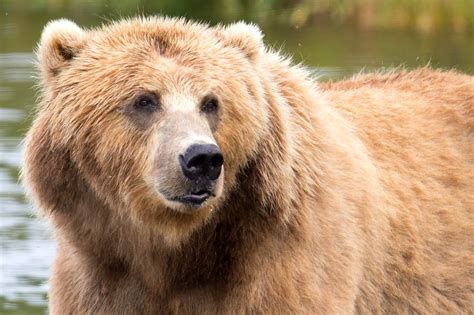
xmin=0 ymin=297 xmax=46 ymax=315
xmin=2 ymin=0 xmax=473 ymax=33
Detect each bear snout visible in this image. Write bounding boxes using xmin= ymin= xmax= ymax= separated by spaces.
xmin=159 ymin=143 xmax=225 ymax=208
xmin=179 ymin=143 xmax=224 ymax=181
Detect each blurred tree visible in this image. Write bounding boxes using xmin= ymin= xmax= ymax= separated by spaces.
xmin=1 ymin=0 xmax=473 ymax=33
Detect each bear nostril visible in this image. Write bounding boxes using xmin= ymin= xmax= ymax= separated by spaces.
xmin=187 ymin=154 xmax=207 ymax=169
xmin=210 ymin=153 xmax=224 ymax=168
xmin=180 ymin=144 xmax=224 ymax=180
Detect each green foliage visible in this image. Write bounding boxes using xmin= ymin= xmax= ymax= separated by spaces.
xmin=2 ymin=0 xmax=473 ymax=33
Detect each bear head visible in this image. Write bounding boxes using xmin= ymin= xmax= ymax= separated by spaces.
xmin=23 ymin=17 xmax=294 ymax=245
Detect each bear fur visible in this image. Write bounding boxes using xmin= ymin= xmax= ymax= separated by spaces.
xmin=22 ymin=17 xmax=474 ymax=314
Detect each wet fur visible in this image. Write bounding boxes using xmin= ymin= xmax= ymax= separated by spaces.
xmin=23 ymin=17 xmax=474 ymax=314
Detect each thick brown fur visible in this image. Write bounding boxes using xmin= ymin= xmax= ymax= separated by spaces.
xmin=22 ymin=17 xmax=474 ymax=314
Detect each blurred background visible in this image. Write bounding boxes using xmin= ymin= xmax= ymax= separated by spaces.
xmin=0 ymin=0 xmax=472 ymax=314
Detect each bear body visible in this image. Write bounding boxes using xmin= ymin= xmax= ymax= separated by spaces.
xmin=23 ymin=17 xmax=473 ymax=314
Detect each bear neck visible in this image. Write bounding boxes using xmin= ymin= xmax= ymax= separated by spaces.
xmin=52 ymin=165 xmax=303 ymax=296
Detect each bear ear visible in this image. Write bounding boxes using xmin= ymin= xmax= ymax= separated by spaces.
xmin=215 ymin=22 xmax=264 ymax=61
xmin=37 ymin=19 xmax=87 ymax=85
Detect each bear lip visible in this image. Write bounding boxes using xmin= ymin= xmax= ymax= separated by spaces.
xmin=171 ymin=190 xmax=211 ymax=207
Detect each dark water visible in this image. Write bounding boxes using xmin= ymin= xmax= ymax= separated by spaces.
xmin=0 ymin=3 xmax=472 ymax=314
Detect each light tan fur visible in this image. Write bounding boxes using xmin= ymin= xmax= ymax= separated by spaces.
xmin=22 ymin=17 xmax=473 ymax=314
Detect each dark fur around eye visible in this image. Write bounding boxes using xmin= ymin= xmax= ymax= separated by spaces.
xmin=200 ymin=95 xmax=219 ymax=114
xmin=133 ymin=92 xmax=160 ymax=112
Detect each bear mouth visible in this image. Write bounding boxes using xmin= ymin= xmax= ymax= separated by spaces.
xmin=169 ymin=190 xmax=212 ymax=207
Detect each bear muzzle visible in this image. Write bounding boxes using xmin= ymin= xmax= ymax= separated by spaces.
xmin=179 ymin=144 xmax=223 ymax=181
xmin=172 ymin=143 xmax=224 ymax=207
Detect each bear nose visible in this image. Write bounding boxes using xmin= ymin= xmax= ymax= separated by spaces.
xmin=179 ymin=144 xmax=224 ymax=181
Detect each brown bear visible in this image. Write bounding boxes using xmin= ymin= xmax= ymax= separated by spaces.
xmin=22 ymin=17 xmax=473 ymax=314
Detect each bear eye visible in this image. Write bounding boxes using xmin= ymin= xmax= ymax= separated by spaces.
xmin=200 ymin=96 xmax=219 ymax=114
xmin=133 ymin=92 xmax=160 ymax=112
